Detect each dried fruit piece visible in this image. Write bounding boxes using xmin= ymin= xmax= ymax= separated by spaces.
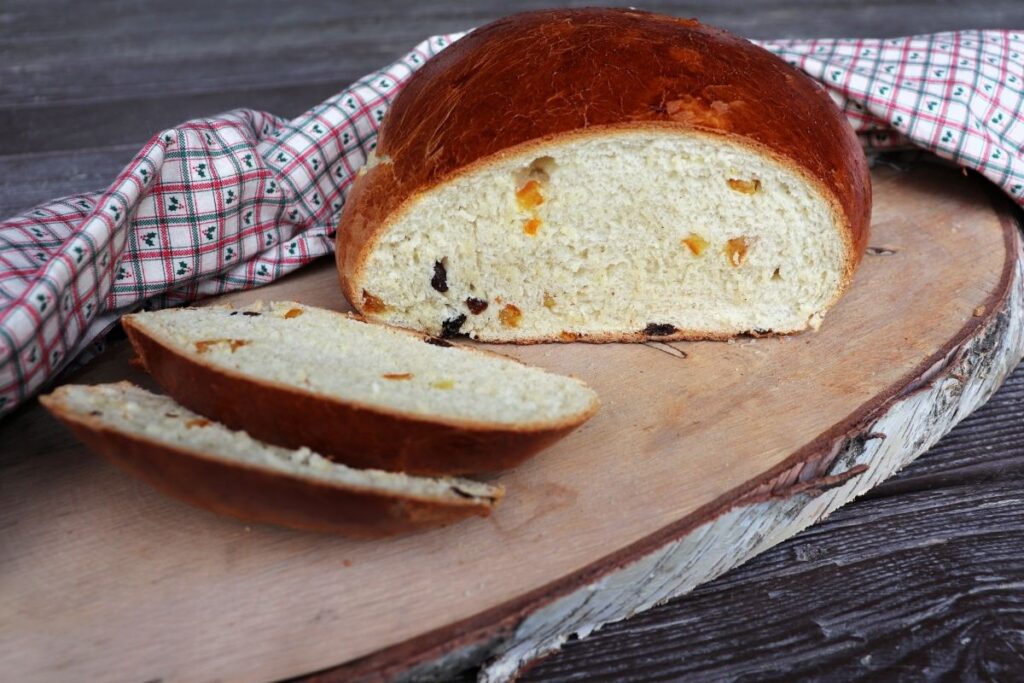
xmin=543 ymin=293 xmax=556 ymax=309
xmin=644 ymin=323 xmax=677 ymax=336
xmin=499 ymin=304 xmax=522 ymax=328
xmin=682 ymin=233 xmax=709 ymax=256
xmin=382 ymin=372 xmax=413 ymax=381
xmin=441 ymin=314 xmax=467 ymax=338
xmin=523 ymin=217 xmax=542 ymax=236
xmin=727 ymin=178 xmax=761 ymax=194
xmin=194 ymin=339 xmax=249 ymax=354
xmin=431 ymin=379 xmax=455 ymax=390
xmin=185 ymin=418 xmax=211 ymax=428
xmin=559 ymin=331 xmax=579 ymax=341
xmin=726 ymin=237 xmax=749 ymax=266
xmin=362 ymin=289 xmax=386 ymax=313
xmin=242 ymin=311 xmax=261 ymax=317
xmin=466 ymin=298 xmax=488 ymax=314
xmin=431 ymin=260 xmax=448 ymax=293
xmin=516 ymin=179 xmax=544 ymax=210
xmin=283 ymin=308 xmax=303 ymax=319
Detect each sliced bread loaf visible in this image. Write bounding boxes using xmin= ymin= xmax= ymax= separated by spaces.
xmin=337 ymin=8 xmax=871 ymax=342
xmin=122 ymin=301 xmax=598 ymax=475
xmin=40 ymin=382 xmax=502 ymax=536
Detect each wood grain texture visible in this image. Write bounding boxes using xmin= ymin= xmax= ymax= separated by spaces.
xmin=3 ymin=3 xmax=1024 ymax=681
xmin=519 ymin=370 xmax=1024 ymax=682
xmin=3 ymin=0 xmax=1024 ymax=214
xmin=1 ymin=165 xmax=1020 ymax=682
xmin=472 ymin=240 xmax=1024 ymax=682
xmin=520 ymin=478 xmax=1024 ymax=682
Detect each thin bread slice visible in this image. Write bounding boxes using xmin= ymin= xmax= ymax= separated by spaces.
xmin=122 ymin=301 xmax=599 ymax=475
xmin=40 ymin=382 xmax=502 ymax=536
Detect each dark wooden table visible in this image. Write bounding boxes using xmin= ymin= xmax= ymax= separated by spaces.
xmin=4 ymin=2 xmax=1024 ymax=680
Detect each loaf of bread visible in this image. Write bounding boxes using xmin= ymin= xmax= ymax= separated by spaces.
xmin=337 ymin=8 xmax=871 ymax=342
xmin=122 ymin=301 xmax=598 ymax=475
xmin=40 ymin=383 xmax=502 ymax=536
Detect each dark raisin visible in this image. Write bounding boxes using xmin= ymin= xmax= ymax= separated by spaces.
xmin=466 ymin=297 xmax=488 ymax=314
xmin=424 ymin=337 xmax=453 ymax=347
xmin=88 ymin=410 xmax=102 ymax=416
xmin=242 ymin=311 xmax=261 ymax=317
xmin=644 ymin=323 xmax=677 ymax=336
xmin=431 ymin=260 xmax=448 ymax=293
xmin=229 ymin=311 xmax=239 ymax=316
xmin=440 ymin=314 xmax=467 ymax=338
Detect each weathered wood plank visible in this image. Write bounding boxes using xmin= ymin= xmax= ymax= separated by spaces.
xmin=0 ymin=146 xmax=137 ymax=217
xmin=2 ymin=0 xmax=1023 ymax=155
xmin=0 ymin=82 xmax=347 ymax=157
xmin=4 ymin=0 xmax=1024 ymax=205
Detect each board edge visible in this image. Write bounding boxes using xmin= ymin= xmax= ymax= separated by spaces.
xmin=304 ymin=183 xmax=1024 ymax=683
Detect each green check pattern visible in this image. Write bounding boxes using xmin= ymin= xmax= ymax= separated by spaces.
xmin=763 ymin=31 xmax=1024 ymax=198
xmin=1 ymin=29 xmax=1022 ymax=416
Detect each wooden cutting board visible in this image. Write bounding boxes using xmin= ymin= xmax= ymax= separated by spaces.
xmin=2 ymin=163 xmax=1022 ymax=683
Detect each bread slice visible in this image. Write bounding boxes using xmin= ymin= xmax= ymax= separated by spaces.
xmin=337 ymin=8 xmax=871 ymax=342
xmin=40 ymin=382 xmax=502 ymax=536
xmin=122 ymin=301 xmax=598 ymax=475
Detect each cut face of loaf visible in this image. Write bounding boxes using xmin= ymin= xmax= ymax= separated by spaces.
xmin=122 ymin=302 xmax=598 ymax=475
xmin=351 ymin=131 xmax=849 ymax=341
xmin=337 ymin=8 xmax=871 ymax=342
xmin=40 ymin=383 xmax=501 ymax=536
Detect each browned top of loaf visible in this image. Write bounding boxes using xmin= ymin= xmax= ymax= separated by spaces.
xmin=338 ymin=8 xmax=871 ymax=288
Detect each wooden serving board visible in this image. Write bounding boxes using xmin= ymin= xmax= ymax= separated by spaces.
xmin=2 ymin=164 xmax=1022 ymax=683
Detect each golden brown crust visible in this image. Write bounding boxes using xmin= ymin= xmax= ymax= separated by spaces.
xmin=337 ymin=8 xmax=871 ymax=332
xmin=39 ymin=386 xmax=500 ymax=537
xmin=121 ymin=316 xmax=597 ymax=476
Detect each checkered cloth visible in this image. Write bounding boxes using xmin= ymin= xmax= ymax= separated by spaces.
xmin=1 ymin=30 xmax=1022 ymax=417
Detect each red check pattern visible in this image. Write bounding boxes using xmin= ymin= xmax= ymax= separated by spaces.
xmin=1 ymin=30 xmax=1022 ymax=416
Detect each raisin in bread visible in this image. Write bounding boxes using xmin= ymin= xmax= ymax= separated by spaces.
xmin=40 ymin=383 xmax=502 ymax=536
xmin=122 ymin=301 xmax=598 ymax=475
xmin=337 ymin=8 xmax=871 ymax=342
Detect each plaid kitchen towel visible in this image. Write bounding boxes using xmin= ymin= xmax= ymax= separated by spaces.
xmin=1 ymin=29 xmax=1023 ymax=417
